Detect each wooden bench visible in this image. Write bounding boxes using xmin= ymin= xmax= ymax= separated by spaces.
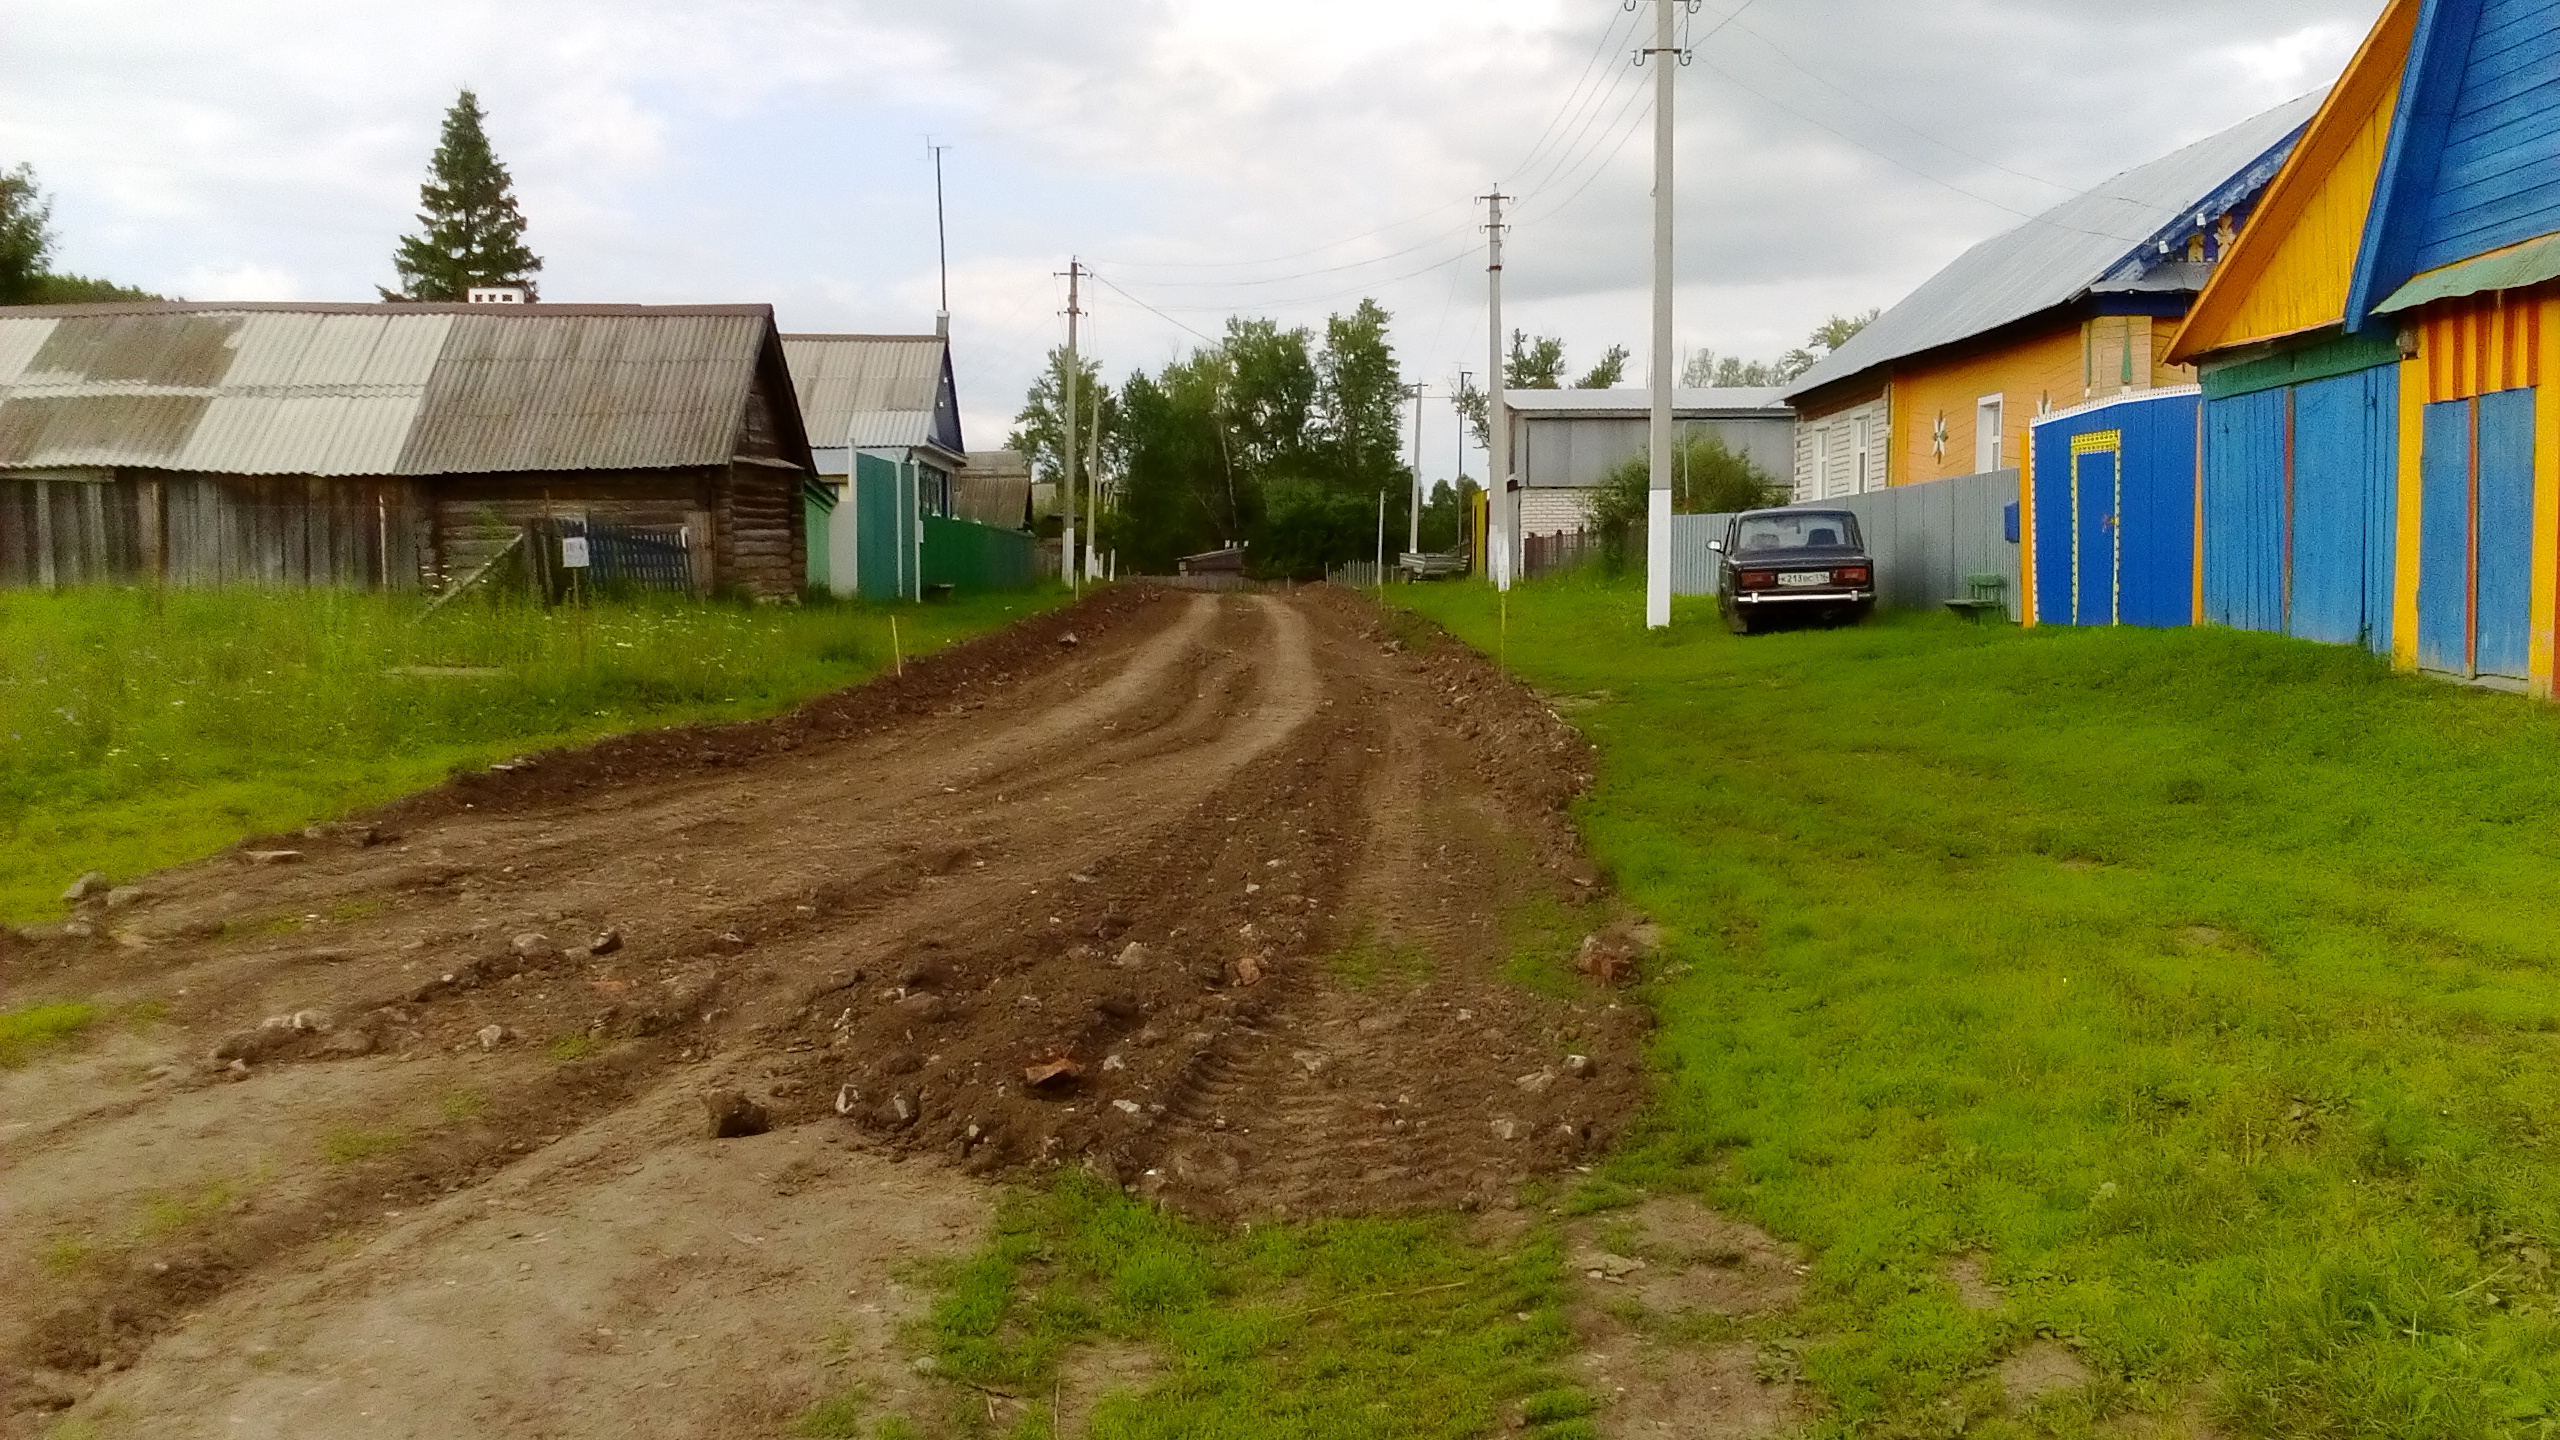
xmin=1944 ymin=572 xmax=2008 ymax=622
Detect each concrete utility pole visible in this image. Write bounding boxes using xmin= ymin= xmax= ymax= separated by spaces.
xmin=1085 ymin=382 xmax=1103 ymax=582
xmin=1406 ymin=383 xmax=1427 ymax=557
xmin=1482 ymin=192 xmax=1511 ymax=590
xmin=1061 ymin=259 xmax=1081 ymax=594
xmin=1644 ymin=1 xmax=1681 ymax=630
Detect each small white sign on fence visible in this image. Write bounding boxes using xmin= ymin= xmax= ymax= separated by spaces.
xmin=559 ymin=536 xmax=591 ymax=569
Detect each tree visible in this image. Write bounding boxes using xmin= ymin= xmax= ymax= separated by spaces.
xmin=1 ymin=165 xmax=51 ymax=304
xmin=1317 ymin=299 xmax=1405 ymax=484
xmin=1587 ymin=430 xmax=1786 ymax=574
xmin=1507 ymin=330 xmax=1567 ymax=389
xmin=386 ymin=90 xmax=542 ymax=302
xmin=1008 ymin=345 xmax=1118 ymax=500
xmin=1 ymin=163 xmax=163 ymax=305
xmin=1779 ymin=309 xmax=1880 ymax=380
xmin=1575 ymin=345 xmax=1631 ymax=389
xmin=1681 ymin=349 xmax=1786 ymax=388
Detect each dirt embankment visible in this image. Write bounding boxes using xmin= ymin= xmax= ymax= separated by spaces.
xmin=0 ymin=584 xmax=1649 ymax=1438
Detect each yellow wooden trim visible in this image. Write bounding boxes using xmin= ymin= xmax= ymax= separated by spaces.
xmin=2534 ymin=297 xmax=2560 ymax=698
xmin=2019 ymin=432 xmax=2039 ymax=626
xmin=2070 ymin=430 xmax=2123 ymax=456
xmin=2168 ymin=0 xmax=2419 ymax=365
xmin=2392 ymin=353 xmax=2427 ymax=671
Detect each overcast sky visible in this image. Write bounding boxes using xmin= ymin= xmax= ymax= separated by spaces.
xmin=4 ymin=0 xmax=2382 ymax=487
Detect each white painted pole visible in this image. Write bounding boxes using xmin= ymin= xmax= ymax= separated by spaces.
xmin=1645 ymin=0 xmax=1676 ymax=630
xmin=1407 ymin=384 xmax=1425 ymax=558
xmin=1062 ymin=260 xmax=1080 ymax=594
xmin=1375 ymin=489 xmax=1386 ymax=588
xmin=1484 ymin=192 xmax=1511 ymax=591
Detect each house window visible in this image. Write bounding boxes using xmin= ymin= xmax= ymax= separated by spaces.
xmin=1852 ymin=414 xmax=1871 ymax=492
xmin=1975 ymin=396 xmax=2004 ymax=474
xmin=1811 ymin=428 xmax=1831 ymax=501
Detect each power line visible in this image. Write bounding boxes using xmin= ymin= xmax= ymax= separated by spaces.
xmin=1089 ymin=197 xmax=1476 ymax=271
xmin=1505 ymin=2 xmax=1647 ymax=187
xmin=1086 ymin=269 xmax=1225 ymax=344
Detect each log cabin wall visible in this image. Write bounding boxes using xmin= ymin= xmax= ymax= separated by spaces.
xmin=424 ymin=468 xmax=721 ymax=593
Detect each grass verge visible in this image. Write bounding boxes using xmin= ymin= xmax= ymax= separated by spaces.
xmin=0 ymin=1001 xmax=98 ymax=1066
xmin=861 ymin=1172 xmax=1592 ymax=1440
xmin=1394 ymin=573 xmax=2560 ymax=1436
xmin=1 ymin=585 xmax=1065 ymax=921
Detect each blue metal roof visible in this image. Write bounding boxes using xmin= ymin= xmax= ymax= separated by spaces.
xmin=1783 ymin=93 xmax=2326 ymax=402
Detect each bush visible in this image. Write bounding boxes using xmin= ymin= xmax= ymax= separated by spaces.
xmin=1587 ymin=432 xmax=1786 ymax=573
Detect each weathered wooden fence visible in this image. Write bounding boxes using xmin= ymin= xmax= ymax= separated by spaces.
xmin=2 ymin=474 xmax=424 ymax=590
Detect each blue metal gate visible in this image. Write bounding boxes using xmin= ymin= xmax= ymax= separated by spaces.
xmin=2030 ymin=390 xmax=2199 ymax=628
xmin=2418 ymin=387 xmax=2539 ymax=680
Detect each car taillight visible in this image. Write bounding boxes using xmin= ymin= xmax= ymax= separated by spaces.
xmin=1836 ymin=567 xmax=1870 ymax=584
xmin=1739 ymin=571 xmax=1775 ymax=589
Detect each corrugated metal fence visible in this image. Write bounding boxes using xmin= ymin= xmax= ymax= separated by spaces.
xmin=1667 ymin=469 xmax=2021 ymax=620
xmin=920 ymin=515 xmax=1038 ymax=593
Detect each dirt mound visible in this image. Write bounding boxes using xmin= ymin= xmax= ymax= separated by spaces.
xmin=3 ymin=583 xmax=1651 ymax=1436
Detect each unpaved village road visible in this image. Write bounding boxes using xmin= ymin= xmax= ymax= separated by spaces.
xmin=1 ymin=586 xmax=1655 ymax=1439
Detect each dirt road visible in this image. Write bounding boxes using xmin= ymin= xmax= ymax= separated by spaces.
xmin=1 ymin=585 xmax=1653 ymax=1438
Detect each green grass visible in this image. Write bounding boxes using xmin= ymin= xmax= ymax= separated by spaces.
xmin=0 ymin=585 xmax=1064 ymax=921
xmin=318 ymin=1126 xmax=408 ymax=1165
xmin=0 ymin=1002 xmax=97 ymax=1066
xmin=1394 ymin=574 xmax=2560 ymax=1437
xmin=897 ymin=1172 xmax=1591 ymax=1439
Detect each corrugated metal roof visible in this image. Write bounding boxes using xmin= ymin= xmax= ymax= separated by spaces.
xmin=398 ymin=312 xmax=763 ymax=473
xmin=783 ymin=335 xmax=946 ymax=451
xmin=2376 ymin=232 xmax=2560 ymax=314
xmin=0 ymin=302 xmax=786 ymax=476
xmin=1783 ymin=93 xmax=2326 ymax=401
xmin=1505 ymin=386 xmax=1789 ymax=416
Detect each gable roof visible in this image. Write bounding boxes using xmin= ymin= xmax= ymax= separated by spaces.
xmin=2348 ymin=0 xmax=2560 ymax=325
xmin=1783 ymin=93 xmax=2324 ymax=401
xmin=0 ymin=302 xmax=812 ymax=476
xmin=782 ymin=334 xmax=965 ymax=459
xmin=2166 ymin=0 xmax=2420 ymax=363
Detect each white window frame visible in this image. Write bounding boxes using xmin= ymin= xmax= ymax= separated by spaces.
xmin=1975 ymin=395 xmax=2005 ymax=474
xmin=1852 ymin=413 xmax=1871 ymax=493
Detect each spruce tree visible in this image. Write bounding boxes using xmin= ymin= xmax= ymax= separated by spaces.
xmin=384 ymin=90 xmax=542 ymax=302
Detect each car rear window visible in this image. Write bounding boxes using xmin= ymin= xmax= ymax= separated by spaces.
xmin=1733 ymin=512 xmax=1860 ymax=552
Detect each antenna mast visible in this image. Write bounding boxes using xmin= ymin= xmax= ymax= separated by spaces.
xmin=929 ymin=140 xmax=952 ymax=337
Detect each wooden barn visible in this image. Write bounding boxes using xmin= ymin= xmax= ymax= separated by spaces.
xmin=1782 ymin=95 xmax=2322 ymax=502
xmin=0 ymin=302 xmax=819 ymax=600
xmin=2169 ymin=0 xmax=2560 ymax=693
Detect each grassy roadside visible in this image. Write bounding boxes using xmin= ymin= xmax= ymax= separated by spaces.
xmin=1392 ymin=574 xmax=2560 ymax=1436
xmin=818 ymin=1174 xmax=1593 ymax=1440
xmin=0 ymin=586 xmax=1065 ymax=922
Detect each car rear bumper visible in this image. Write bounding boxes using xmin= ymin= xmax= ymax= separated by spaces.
xmin=1732 ymin=588 xmax=1874 ymax=605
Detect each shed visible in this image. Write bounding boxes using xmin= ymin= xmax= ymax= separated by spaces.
xmin=957 ymin=449 xmax=1035 ymax=530
xmin=1501 ymin=388 xmax=1793 ymax=537
xmin=2169 ymin=0 xmax=2559 ymax=692
xmin=2027 ymin=389 xmax=2202 ymax=628
xmin=0 ymin=302 xmax=817 ymax=599
xmin=783 ymin=333 xmax=967 ymax=600
xmin=1783 ymin=95 xmax=2322 ymax=506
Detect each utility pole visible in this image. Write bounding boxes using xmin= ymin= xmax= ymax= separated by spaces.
xmin=1061 ymin=259 xmax=1082 ymax=594
xmin=1643 ymin=4 xmax=1683 ymax=629
xmin=1405 ymin=383 xmax=1427 ymax=558
xmin=929 ymin=140 xmax=952 ymax=338
xmin=1482 ymin=192 xmax=1511 ymax=590
xmin=1085 ymin=381 xmax=1103 ymax=583
xmin=1375 ymin=490 xmax=1387 ymax=588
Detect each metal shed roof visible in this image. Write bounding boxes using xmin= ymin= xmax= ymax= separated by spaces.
xmin=1783 ymin=93 xmax=2325 ymax=401
xmin=0 ymin=302 xmax=796 ymax=476
xmin=782 ymin=335 xmax=951 ymax=452
xmin=1505 ymin=387 xmax=1789 ymax=416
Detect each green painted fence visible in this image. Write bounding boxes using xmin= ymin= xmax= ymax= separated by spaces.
xmin=921 ymin=514 xmax=1039 ymax=593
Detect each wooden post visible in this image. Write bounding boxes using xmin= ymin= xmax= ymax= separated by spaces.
xmin=34 ymin=480 xmax=54 ymax=590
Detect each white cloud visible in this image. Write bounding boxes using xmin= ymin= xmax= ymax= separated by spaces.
xmin=2 ymin=0 xmax=2390 ymax=477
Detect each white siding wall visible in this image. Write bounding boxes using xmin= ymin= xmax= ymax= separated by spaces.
xmin=1792 ymin=399 xmax=1890 ymax=500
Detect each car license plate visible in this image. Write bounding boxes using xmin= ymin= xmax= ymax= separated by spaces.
xmin=1777 ymin=571 xmax=1830 ymax=587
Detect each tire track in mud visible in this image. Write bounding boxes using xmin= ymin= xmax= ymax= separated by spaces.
xmin=0 ymin=583 xmax=1649 ymax=1438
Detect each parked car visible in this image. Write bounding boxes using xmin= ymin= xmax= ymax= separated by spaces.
xmin=1711 ymin=509 xmax=1876 ymax=634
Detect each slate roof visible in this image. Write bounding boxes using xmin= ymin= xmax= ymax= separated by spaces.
xmin=0 ymin=302 xmax=810 ymax=476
